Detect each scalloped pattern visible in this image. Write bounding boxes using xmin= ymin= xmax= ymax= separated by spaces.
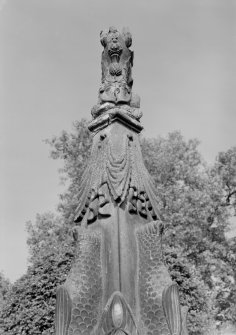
xmin=65 ymin=231 xmax=103 ymax=335
xmin=136 ymin=222 xmax=171 ymax=335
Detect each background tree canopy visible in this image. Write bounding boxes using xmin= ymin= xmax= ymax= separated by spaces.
xmin=1 ymin=120 xmax=235 ymax=335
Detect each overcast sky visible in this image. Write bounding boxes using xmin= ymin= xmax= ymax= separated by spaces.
xmin=1 ymin=0 xmax=236 ymax=282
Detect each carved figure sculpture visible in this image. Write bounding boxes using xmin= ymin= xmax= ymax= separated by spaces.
xmin=91 ymin=27 xmax=142 ymax=121
xmin=55 ymin=28 xmax=189 ymax=335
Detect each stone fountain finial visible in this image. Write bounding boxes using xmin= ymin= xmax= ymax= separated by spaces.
xmin=54 ymin=28 xmax=189 ymax=335
xmin=91 ymin=27 xmax=142 ymax=120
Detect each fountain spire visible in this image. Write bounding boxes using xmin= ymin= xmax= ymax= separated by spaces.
xmin=55 ymin=27 xmax=189 ymax=335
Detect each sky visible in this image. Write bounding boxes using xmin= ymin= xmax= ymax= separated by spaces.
xmin=1 ymin=0 xmax=236 ymax=282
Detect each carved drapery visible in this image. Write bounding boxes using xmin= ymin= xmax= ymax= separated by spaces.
xmin=74 ymin=112 xmax=160 ymax=225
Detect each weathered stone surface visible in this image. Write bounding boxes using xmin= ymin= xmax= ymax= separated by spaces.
xmin=55 ymin=27 xmax=189 ymax=335
xmin=97 ymin=291 xmax=138 ymax=335
xmin=56 ymin=229 xmax=103 ymax=335
xmin=136 ymin=222 xmax=172 ymax=335
xmin=74 ymin=110 xmax=160 ymax=226
xmin=91 ymin=27 xmax=142 ymax=121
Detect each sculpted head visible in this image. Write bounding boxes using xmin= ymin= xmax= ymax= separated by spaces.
xmin=100 ymin=27 xmax=132 ymax=64
xmin=91 ymin=27 xmax=141 ymax=120
xmin=98 ymin=27 xmax=134 ymax=105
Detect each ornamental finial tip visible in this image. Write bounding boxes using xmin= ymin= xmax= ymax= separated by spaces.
xmin=91 ymin=27 xmax=142 ymax=121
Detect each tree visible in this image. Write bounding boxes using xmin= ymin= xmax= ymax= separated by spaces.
xmin=164 ymin=246 xmax=213 ymax=334
xmin=0 ymin=213 xmax=75 ymax=335
xmin=0 ymin=272 xmax=11 ymax=334
xmin=0 ymin=272 xmax=11 ymax=311
xmin=215 ymin=147 xmax=236 ymax=213
xmin=208 ymin=147 xmax=236 ymax=326
xmin=26 ymin=212 xmax=74 ymax=264
xmin=141 ymin=133 xmax=236 ymax=327
xmin=45 ymin=119 xmax=92 ymax=224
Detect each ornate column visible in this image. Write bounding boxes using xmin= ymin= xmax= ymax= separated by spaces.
xmin=55 ymin=27 xmax=189 ymax=335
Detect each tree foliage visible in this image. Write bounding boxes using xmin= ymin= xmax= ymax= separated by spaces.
xmin=1 ymin=253 xmax=73 ymax=334
xmin=1 ymin=121 xmax=236 ymax=334
xmin=45 ymin=120 xmax=92 ymax=224
xmin=215 ymin=147 xmax=236 ymax=212
xmin=0 ymin=272 xmax=11 ymax=311
xmin=0 ymin=272 xmax=11 ymax=334
xmin=142 ymin=134 xmax=236 ymax=327
xmin=0 ymin=213 xmax=75 ymax=335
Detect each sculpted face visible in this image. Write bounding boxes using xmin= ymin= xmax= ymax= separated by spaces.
xmin=100 ymin=27 xmax=132 ymax=60
xmin=106 ymin=29 xmax=124 ymax=77
xmin=107 ymin=29 xmax=123 ymax=63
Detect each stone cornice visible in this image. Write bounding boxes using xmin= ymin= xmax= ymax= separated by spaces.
xmin=88 ymin=108 xmax=143 ymax=134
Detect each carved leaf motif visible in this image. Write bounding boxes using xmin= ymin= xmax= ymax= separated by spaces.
xmin=162 ymin=284 xmax=182 ymax=335
xmin=55 ymin=286 xmax=72 ymax=335
xmin=137 ymin=221 xmax=172 ymax=335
